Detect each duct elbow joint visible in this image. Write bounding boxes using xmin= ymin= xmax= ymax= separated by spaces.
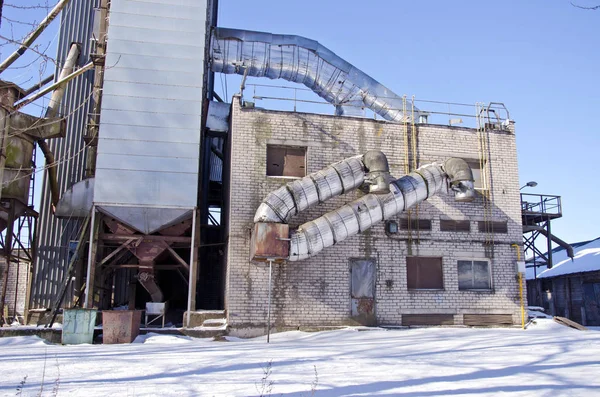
xmin=443 ymin=158 xmax=475 ymax=202
xmin=362 ymin=150 xmax=391 ymax=194
xmin=452 ymin=180 xmax=475 ymax=202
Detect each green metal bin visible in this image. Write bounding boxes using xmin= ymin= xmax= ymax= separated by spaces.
xmin=62 ymin=309 xmax=97 ymax=345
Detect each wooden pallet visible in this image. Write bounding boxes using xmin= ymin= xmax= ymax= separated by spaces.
xmin=553 ymin=316 xmax=588 ymax=331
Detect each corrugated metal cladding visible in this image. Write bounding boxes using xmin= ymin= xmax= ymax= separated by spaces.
xmin=31 ymin=0 xmax=98 ymax=309
xmin=93 ymin=0 xmax=208 ymax=234
xmin=209 ymin=137 xmax=223 ymax=182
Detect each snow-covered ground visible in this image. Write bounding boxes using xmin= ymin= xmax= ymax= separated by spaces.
xmin=1 ymin=319 xmax=599 ymax=396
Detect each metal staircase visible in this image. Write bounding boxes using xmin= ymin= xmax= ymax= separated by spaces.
xmin=522 ymin=193 xmax=574 ymax=274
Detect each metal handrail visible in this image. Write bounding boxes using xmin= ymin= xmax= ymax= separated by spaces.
xmin=242 ymin=83 xmax=509 ymax=127
xmin=520 ymin=193 xmax=562 ymax=215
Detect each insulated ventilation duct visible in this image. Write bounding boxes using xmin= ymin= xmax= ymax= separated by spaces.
xmin=253 ymin=152 xmax=474 ymax=262
xmin=210 ymin=28 xmax=419 ymax=121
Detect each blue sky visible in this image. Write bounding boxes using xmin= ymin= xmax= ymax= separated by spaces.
xmin=216 ymin=0 xmax=600 ymax=244
xmin=2 ymin=0 xmax=599 ymax=245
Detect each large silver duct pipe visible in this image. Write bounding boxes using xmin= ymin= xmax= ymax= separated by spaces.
xmin=254 ymin=155 xmax=364 ymax=223
xmin=210 ymin=28 xmax=419 ymax=122
xmin=287 ymin=158 xmax=474 ymax=261
xmin=254 ymin=151 xmax=392 ymax=223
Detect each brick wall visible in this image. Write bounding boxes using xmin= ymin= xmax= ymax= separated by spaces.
xmin=0 ymin=256 xmax=30 ymax=323
xmin=226 ymin=97 xmax=525 ymax=336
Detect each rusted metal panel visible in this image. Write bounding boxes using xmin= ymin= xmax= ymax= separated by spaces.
xmin=407 ymin=257 xmax=443 ymax=290
xmin=266 ymin=146 xmax=285 ymax=176
xmin=463 ymin=314 xmax=514 ymax=326
xmin=350 ymin=258 xmax=376 ymax=326
xmin=402 ymin=314 xmax=455 ymax=326
xmin=102 ymin=310 xmax=142 ymax=344
xmin=266 ymin=146 xmax=306 ymax=178
xmin=250 ymin=223 xmax=289 ymax=262
xmin=283 ymin=147 xmax=306 ymax=177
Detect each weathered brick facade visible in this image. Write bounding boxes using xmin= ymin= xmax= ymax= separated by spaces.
xmin=226 ymin=97 xmax=524 ymax=336
xmin=0 ymin=256 xmax=30 ymax=323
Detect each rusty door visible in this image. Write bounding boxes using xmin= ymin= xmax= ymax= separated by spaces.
xmin=350 ymin=259 xmax=376 ymax=326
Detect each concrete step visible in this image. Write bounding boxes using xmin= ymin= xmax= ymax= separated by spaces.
xmin=183 ymin=310 xmax=226 ymax=328
xmin=202 ymin=318 xmax=227 ymax=328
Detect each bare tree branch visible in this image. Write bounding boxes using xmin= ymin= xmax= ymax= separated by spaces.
xmin=0 ymin=34 xmax=56 ymax=66
xmin=4 ymin=3 xmax=49 ymax=10
xmin=570 ymin=2 xmax=600 ymax=10
xmin=2 ymin=15 xmax=40 ymax=27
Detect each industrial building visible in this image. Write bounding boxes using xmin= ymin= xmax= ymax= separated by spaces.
xmin=526 ymin=237 xmax=600 ymax=326
xmin=2 ymin=0 xmax=526 ymax=334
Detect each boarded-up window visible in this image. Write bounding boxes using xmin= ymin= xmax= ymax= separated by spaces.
xmin=465 ymin=160 xmax=486 ymax=190
xmin=400 ymin=218 xmax=432 ymax=231
xmin=440 ymin=219 xmax=470 ymax=232
xmin=463 ymin=314 xmax=513 ymax=326
xmin=402 ymin=314 xmax=455 ymax=326
xmin=266 ymin=145 xmax=306 ymax=177
xmin=478 ymin=221 xmax=508 ymax=234
xmin=458 ymin=260 xmax=491 ymax=290
xmin=407 ymin=257 xmax=443 ymax=290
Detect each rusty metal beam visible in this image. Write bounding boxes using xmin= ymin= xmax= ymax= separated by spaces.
xmin=99 ymin=234 xmax=191 ymax=243
xmin=96 ymin=238 xmax=139 ymax=268
xmin=108 ymin=263 xmax=186 ymax=269
xmin=165 ymin=245 xmax=190 ymax=271
xmin=102 ymin=249 xmax=132 ymax=270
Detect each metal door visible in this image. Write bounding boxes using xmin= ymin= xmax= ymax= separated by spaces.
xmin=350 ymin=258 xmax=376 ymax=325
xmin=583 ymin=283 xmax=600 ymax=326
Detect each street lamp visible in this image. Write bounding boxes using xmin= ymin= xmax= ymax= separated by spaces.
xmin=520 ymin=181 xmax=538 ymax=190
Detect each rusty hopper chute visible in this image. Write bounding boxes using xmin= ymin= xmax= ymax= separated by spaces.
xmin=251 ymin=151 xmax=474 ymax=262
